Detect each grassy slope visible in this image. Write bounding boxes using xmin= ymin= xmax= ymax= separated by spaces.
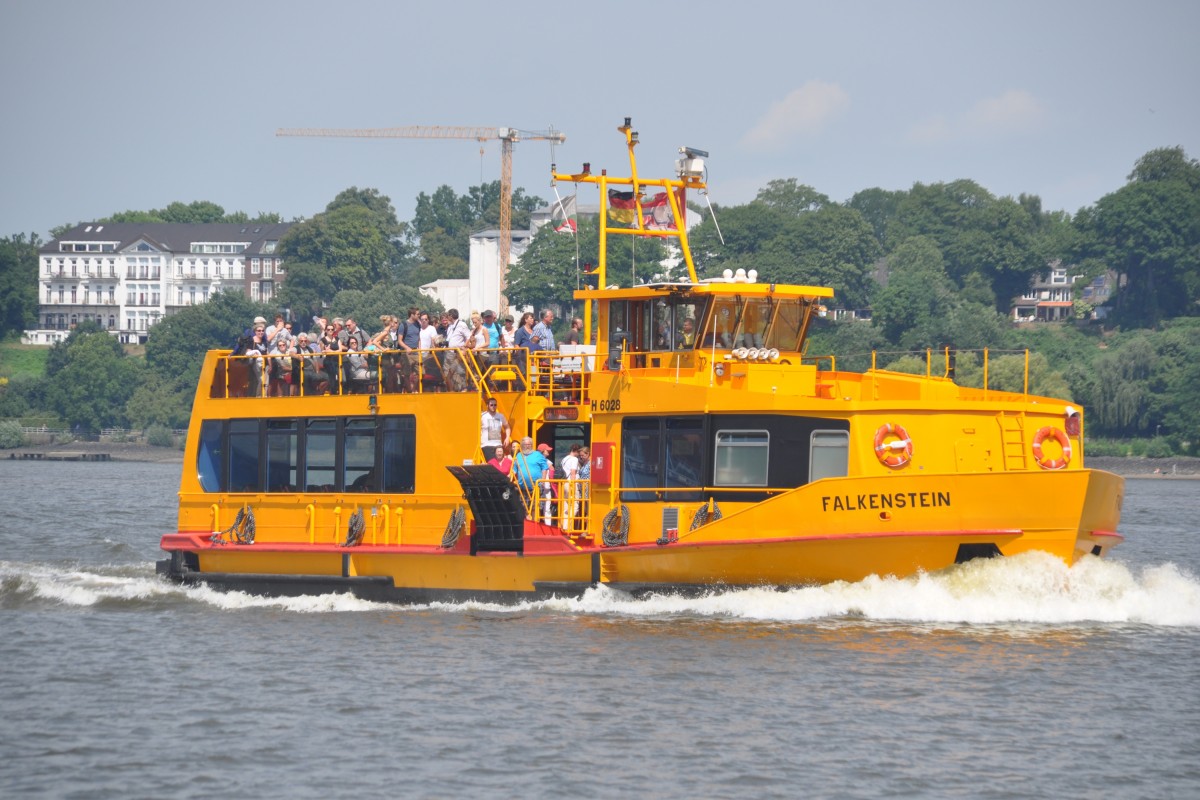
xmin=0 ymin=341 xmax=48 ymax=380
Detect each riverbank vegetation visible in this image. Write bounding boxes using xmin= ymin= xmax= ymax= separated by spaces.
xmin=1 ymin=148 xmax=1196 ymax=452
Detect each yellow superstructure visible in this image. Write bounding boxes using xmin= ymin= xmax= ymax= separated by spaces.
xmin=158 ymin=119 xmax=1124 ymax=602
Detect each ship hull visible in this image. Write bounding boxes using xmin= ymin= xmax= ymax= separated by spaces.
xmin=158 ymin=468 xmax=1124 ymax=602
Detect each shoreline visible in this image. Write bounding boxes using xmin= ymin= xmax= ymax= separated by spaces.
xmin=3 ymin=442 xmax=1196 ymax=477
xmin=4 ymin=441 xmax=184 ymax=464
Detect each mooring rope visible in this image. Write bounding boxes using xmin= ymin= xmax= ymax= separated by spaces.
xmin=601 ymin=504 xmax=631 ymax=547
xmin=211 ymin=505 xmax=256 ymax=545
xmin=441 ymin=506 xmax=467 ymax=549
xmin=341 ymin=508 xmax=366 ymax=547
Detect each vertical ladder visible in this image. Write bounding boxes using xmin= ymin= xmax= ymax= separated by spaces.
xmin=997 ymin=412 xmax=1028 ymax=470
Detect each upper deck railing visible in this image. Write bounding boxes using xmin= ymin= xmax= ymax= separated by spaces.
xmin=209 ymin=345 xmax=594 ymax=407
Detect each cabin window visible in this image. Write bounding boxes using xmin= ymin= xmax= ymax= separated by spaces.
xmin=665 ymin=418 xmax=704 ymax=501
xmin=810 ymin=430 xmax=849 ymax=481
xmin=380 ymin=417 xmax=416 ymax=493
xmin=266 ymin=420 xmax=299 ymax=491
xmin=621 ymin=416 xmax=704 ymax=501
xmin=197 ymin=415 xmax=417 ymax=494
xmin=343 ymin=419 xmax=376 ymax=491
xmin=197 ymin=420 xmax=223 ymax=492
xmin=228 ymin=420 xmax=260 ymax=492
xmin=305 ymin=419 xmax=338 ymax=491
xmin=621 ymin=418 xmax=662 ymax=501
xmin=713 ymin=429 xmax=769 ymax=486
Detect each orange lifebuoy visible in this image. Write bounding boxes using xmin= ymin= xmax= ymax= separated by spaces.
xmin=1032 ymin=426 xmax=1072 ymax=470
xmin=874 ymin=423 xmax=913 ymax=468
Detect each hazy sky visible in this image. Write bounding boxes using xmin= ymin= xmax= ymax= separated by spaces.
xmin=2 ymin=0 xmax=1196 ymax=239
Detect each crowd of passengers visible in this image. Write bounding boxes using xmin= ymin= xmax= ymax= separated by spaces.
xmin=232 ymin=307 xmax=583 ymax=397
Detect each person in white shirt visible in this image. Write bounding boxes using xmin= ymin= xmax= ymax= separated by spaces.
xmin=559 ymin=444 xmax=581 ymax=529
xmin=416 ymin=312 xmax=440 ymax=390
xmin=479 ymin=397 xmax=510 ymax=458
xmin=444 ymin=308 xmax=471 ymax=391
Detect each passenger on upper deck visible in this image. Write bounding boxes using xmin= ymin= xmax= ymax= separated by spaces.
xmin=396 ymin=307 xmax=422 ymax=392
xmin=562 ymin=317 xmax=583 ymax=346
xmin=531 ymin=309 xmax=557 ymax=352
xmin=233 ymin=317 xmax=268 ymax=396
xmin=500 ymin=314 xmax=517 ymax=348
xmin=338 ymin=318 xmax=367 ymax=350
xmin=444 ymin=309 xmax=471 ymax=392
xmin=293 ymin=332 xmax=320 ymax=396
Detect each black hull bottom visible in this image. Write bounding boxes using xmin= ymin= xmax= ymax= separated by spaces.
xmin=157 ymin=559 xmax=595 ymax=604
xmin=155 ymin=559 xmax=770 ymax=605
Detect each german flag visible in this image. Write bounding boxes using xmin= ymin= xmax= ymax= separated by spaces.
xmin=607 ymin=189 xmax=637 ymax=224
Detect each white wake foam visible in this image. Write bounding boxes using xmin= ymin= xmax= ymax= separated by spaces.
xmin=534 ymin=552 xmax=1200 ymax=627
xmin=3 ymin=553 xmax=1198 ymax=626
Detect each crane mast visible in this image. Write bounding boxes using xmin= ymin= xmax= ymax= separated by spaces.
xmin=276 ymin=125 xmax=565 ymax=312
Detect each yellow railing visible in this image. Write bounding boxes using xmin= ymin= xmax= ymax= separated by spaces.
xmin=216 ymin=346 xmax=533 ymax=399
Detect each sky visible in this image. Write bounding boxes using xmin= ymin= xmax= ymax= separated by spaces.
xmin=2 ymin=0 xmax=1197 ymax=240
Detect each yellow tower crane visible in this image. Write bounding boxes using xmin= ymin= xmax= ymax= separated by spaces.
xmin=276 ymin=125 xmax=566 ymax=311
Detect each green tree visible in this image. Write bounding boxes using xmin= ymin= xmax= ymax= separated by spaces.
xmin=871 ymin=236 xmax=953 ymax=343
xmin=144 ymin=290 xmax=272 ymax=393
xmin=328 ymin=283 xmax=439 ymax=331
xmin=755 ymin=179 xmax=830 ymax=215
xmin=278 ymin=201 xmax=397 ymax=293
xmin=275 ymin=261 xmax=336 ymax=321
xmin=0 ymin=233 xmax=40 ymax=338
xmin=1074 ymin=149 xmax=1200 ymax=326
xmin=1064 ymin=334 xmax=1155 ymax=436
xmin=848 ymin=187 xmax=904 ymax=247
xmin=45 ymin=321 xmax=142 ymax=432
xmin=687 ymin=199 xmax=879 ymax=307
xmin=987 ymin=352 xmax=1071 ymax=398
xmin=125 ymin=373 xmax=191 ymax=430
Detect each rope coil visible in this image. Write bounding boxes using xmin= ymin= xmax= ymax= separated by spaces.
xmin=601 ymin=504 xmax=631 ymax=547
xmin=342 ymin=508 xmax=366 ymax=547
xmin=441 ymin=506 xmax=467 ymax=549
xmin=690 ymin=500 xmax=723 ymax=531
xmin=211 ymin=506 xmax=256 ymax=545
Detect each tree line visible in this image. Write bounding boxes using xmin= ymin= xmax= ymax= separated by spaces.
xmin=0 ymin=147 xmax=1196 ymax=450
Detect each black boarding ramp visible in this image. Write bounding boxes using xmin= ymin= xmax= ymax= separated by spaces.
xmin=446 ymin=464 xmax=527 ymax=553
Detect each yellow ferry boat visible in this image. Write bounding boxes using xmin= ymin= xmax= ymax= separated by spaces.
xmin=158 ymin=119 xmax=1125 ymax=601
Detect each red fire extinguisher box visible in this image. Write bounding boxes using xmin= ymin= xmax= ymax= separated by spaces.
xmin=591 ymin=442 xmax=615 ymax=486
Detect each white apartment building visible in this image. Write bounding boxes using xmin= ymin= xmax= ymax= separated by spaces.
xmin=28 ymin=222 xmax=293 ymax=344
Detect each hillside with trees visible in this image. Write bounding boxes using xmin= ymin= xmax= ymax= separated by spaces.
xmin=1 ymin=148 xmax=1196 ymax=452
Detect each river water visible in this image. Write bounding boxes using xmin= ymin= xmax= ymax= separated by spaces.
xmin=1 ymin=459 xmax=1197 ymax=799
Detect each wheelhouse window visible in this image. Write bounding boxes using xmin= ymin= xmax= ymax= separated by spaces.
xmin=714 ymin=430 xmax=769 ymax=486
xmin=810 ymin=430 xmax=849 ymax=481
